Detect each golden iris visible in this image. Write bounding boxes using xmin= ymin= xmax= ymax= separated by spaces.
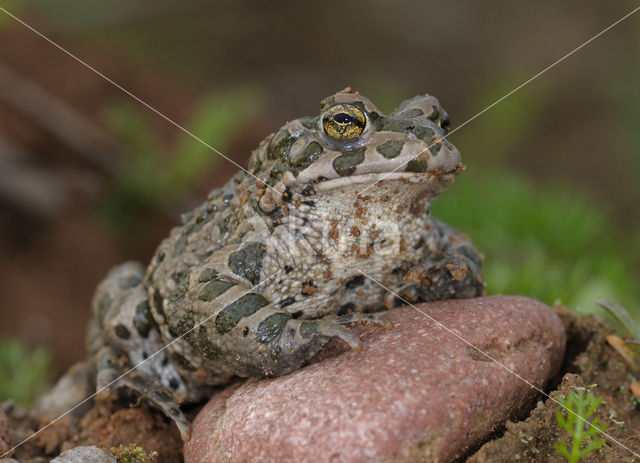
xmin=322 ymin=104 xmax=366 ymax=141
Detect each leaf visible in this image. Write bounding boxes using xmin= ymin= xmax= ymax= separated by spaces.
xmin=605 ymin=334 xmax=639 ymax=371
xmin=555 ymin=389 xmax=606 ymax=462
xmin=596 ymin=299 xmax=640 ymax=339
xmin=554 ymin=441 xmax=571 ymax=458
xmin=168 ymin=85 xmax=264 ymax=193
xmin=624 ymin=339 xmax=640 ymax=357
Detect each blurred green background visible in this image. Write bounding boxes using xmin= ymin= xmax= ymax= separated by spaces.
xmin=0 ymin=0 xmax=638 ymax=403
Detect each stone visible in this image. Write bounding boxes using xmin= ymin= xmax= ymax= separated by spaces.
xmin=50 ymin=445 xmax=116 ymax=463
xmin=32 ymin=361 xmax=93 ymax=421
xmin=184 ymin=295 xmax=565 ymax=463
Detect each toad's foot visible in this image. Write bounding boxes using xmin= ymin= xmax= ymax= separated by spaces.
xmin=295 ymin=312 xmax=393 ymax=352
xmin=204 ymin=294 xmax=395 ymax=377
xmin=94 ymin=344 xmax=191 ymax=441
xmin=325 ymin=312 xmax=393 ymax=350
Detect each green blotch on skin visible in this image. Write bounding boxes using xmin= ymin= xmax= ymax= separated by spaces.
xmin=153 ymin=290 xmax=166 ymax=319
xmin=413 ymin=126 xmax=435 ymax=143
xmin=427 ymin=105 xmax=441 ymax=121
xmin=268 ymin=161 xmax=286 ymax=185
xmin=320 ymin=95 xmax=336 ymax=111
xmin=372 ymin=118 xmax=407 ymax=133
xmin=407 ymin=158 xmax=429 ymax=172
xmin=173 ymin=236 xmax=187 ymax=256
xmin=172 ymin=271 xmax=189 ymax=284
xmin=256 ymin=313 xmax=290 ymax=343
xmin=376 ymin=140 xmax=404 ymax=159
xmin=170 ymin=271 xmax=190 ymax=302
xmin=198 ymin=268 xmax=219 ymax=283
xmin=429 ymin=142 xmax=442 ymax=156
xmin=117 ymin=275 xmax=141 ymax=290
xmin=228 ymin=242 xmax=265 ymax=285
xmin=333 ymin=147 xmax=365 ymax=176
xmin=96 ymin=293 xmax=112 ymax=329
xmin=130 ymin=373 xmax=150 ymax=388
xmin=170 ymin=287 xmax=188 ymax=303
xmin=182 ymin=223 xmax=196 ymax=236
xmin=198 ymin=280 xmax=235 ymax=302
xmin=114 ymin=324 xmax=131 ymax=340
xmin=215 ymin=293 xmax=269 ymax=334
xmin=300 ymin=321 xmax=318 ymax=338
xmin=198 ymin=250 xmax=214 ymax=263
xmin=171 ymin=352 xmax=197 ymax=371
xmin=291 ymin=141 xmax=324 ymax=171
xmin=401 ymin=108 xmax=424 ymax=118
xmin=195 ymin=212 xmax=207 ymax=224
xmin=171 ymin=311 xmax=195 ymax=337
xmin=352 ymin=101 xmax=367 ymax=113
xmin=188 ymin=325 xmax=220 ymax=360
xmin=268 ymin=128 xmax=295 ymax=161
xmin=298 ymin=116 xmax=317 ymax=130
xmin=149 ymin=387 xmax=172 ymax=402
xmin=133 ymin=301 xmax=157 ymax=338
xmin=219 ymin=215 xmax=231 ymax=234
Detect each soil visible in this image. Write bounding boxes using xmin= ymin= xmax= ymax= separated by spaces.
xmin=2 ymin=399 xmax=184 ymax=463
xmin=2 ymin=305 xmax=640 ymax=462
xmin=466 ymin=306 xmax=640 ymax=463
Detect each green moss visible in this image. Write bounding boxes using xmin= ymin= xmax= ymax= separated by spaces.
xmin=431 ymin=169 xmax=640 ymax=314
xmin=0 ymin=339 xmax=52 ymax=405
xmin=110 ymin=443 xmax=158 ymax=463
xmin=96 ymin=86 xmax=263 ymax=242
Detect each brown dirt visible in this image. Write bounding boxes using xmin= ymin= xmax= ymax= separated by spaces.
xmin=467 ymin=306 xmax=640 ymax=462
xmin=3 ymin=305 xmax=640 ymax=462
xmin=2 ymin=399 xmax=184 ymax=463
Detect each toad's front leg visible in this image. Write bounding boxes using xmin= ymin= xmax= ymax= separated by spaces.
xmin=400 ymin=219 xmax=484 ymax=302
xmin=183 ymin=282 xmax=392 ymax=378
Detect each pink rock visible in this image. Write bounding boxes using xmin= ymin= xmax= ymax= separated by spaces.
xmin=184 ymin=295 xmax=565 ymax=463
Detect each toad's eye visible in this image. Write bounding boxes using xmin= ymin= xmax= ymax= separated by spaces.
xmin=322 ymin=104 xmax=366 ymax=141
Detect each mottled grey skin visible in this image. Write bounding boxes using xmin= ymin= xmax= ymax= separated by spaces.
xmin=87 ymin=89 xmax=484 ymax=439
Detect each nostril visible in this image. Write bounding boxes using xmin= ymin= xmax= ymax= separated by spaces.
xmin=405 ymin=125 xmax=415 ymax=131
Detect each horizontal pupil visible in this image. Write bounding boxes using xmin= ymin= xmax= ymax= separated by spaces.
xmin=333 ymin=113 xmax=357 ymax=124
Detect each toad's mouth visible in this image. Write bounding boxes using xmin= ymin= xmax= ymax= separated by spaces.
xmin=312 ymin=171 xmax=455 ymax=192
